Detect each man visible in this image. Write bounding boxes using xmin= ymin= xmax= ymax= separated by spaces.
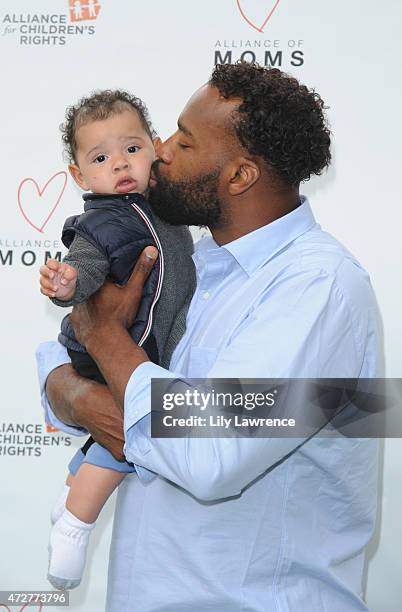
xmin=38 ymin=63 xmax=381 ymax=611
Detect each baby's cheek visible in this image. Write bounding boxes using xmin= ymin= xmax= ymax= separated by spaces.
xmin=89 ymin=175 xmax=101 ymax=189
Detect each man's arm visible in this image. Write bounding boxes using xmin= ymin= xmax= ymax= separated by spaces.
xmin=46 ymin=364 xmax=84 ymax=427
xmin=69 ymin=254 xmax=377 ymax=500
xmin=38 ymin=247 xmax=159 ymax=459
xmin=46 ymin=363 xmax=126 ymax=461
xmin=121 ymin=267 xmax=371 ymax=500
xmin=69 ymin=246 xmax=158 ymax=409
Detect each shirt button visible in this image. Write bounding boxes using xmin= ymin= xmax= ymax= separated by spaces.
xmin=202 ymin=291 xmax=210 ymax=300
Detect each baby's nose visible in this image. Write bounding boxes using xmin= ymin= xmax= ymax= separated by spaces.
xmin=113 ymin=155 xmax=129 ymax=171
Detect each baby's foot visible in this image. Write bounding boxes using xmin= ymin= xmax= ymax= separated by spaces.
xmin=50 ymin=485 xmax=70 ymax=525
xmin=47 ymin=509 xmax=95 ymax=590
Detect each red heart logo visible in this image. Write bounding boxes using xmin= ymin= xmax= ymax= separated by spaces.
xmin=17 ymin=171 xmax=68 ymax=233
xmin=0 ymin=598 xmax=44 ymax=610
xmin=237 ymin=0 xmax=282 ymax=33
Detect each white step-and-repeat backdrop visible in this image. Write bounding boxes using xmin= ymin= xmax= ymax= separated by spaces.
xmin=1 ymin=1 xmax=401 ymax=610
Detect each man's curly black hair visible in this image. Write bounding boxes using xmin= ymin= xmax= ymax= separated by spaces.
xmin=210 ymin=62 xmax=331 ymax=187
xmin=60 ymin=89 xmax=156 ymax=164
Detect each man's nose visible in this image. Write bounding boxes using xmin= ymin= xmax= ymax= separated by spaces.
xmin=155 ymin=136 xmax=174 ymax=164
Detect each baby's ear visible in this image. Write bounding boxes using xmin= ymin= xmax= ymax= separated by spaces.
xmin=153 ymin=136 xmax=162 ymax=157
xmin=68 ymin=164 xmax=89 ymax=191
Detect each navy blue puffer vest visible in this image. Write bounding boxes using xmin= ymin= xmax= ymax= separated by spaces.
xmin=59 ymin=192 xmax=164 ymax=354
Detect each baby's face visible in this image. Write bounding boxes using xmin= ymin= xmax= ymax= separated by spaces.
xmin=70 ymin=109 xmax=155 ymax=195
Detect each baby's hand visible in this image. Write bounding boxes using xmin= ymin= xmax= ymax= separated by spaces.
xmin=39 ymin=259 xmax=78 ymax=301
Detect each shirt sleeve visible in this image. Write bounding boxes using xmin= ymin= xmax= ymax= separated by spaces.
xmin=51 ymin=235 xmax=110 ymax=307
xmin=123 ymin=269 xmax=367 ymax=499
xmin=35 ymin=341 xmax=88 ymax=436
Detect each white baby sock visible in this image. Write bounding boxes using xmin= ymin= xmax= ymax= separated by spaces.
xmin=47 ymin=508 xmax=95 ymax=590
xmin=50 ymin=484 xmax=70 ymax=525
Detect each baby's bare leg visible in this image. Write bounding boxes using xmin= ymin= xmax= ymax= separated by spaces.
xmin=50 ymin=476 xmax=73 ymax=525
xmin=48 ymin=464 xmax=125 ymax=590
xmin=66 ymin=472 xmax=74 ymax=486
xmin=66 ymin=463 xmax=125 ymax=523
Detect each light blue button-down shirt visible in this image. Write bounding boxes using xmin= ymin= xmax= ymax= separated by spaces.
xmin=37 ymin=197 xmax=381 ymax=611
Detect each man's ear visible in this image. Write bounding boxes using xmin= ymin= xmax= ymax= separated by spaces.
xmin=68 ymin=164 xmax=89 ymax=191
xmin=226 ymin=157 xmax=261 ymax=196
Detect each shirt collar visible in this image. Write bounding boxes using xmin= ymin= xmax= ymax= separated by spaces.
xmin=193 ymin=197 xmax=317 ymax=276
xmin=224 ymin=196 xmax=317 ymax=276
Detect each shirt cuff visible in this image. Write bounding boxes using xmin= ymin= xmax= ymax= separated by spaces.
xmin=123 ymin=361 xmax=176 ymax=483
xmin=35 ymin=341 xmax=88 ymax=436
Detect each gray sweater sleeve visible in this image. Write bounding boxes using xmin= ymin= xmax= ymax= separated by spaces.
xmin=51 ymin=234 xmax=110 ymax=307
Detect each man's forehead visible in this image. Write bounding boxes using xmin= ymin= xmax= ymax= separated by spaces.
xmin=179 ymin=84 xmax=240 ymax=132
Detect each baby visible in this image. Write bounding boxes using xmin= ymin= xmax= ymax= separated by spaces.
xmin=39 ymin=90 xmax=195 ymax=590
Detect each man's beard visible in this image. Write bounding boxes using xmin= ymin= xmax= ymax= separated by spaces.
xmin=148 ymin=161 xmax=225 ymax=229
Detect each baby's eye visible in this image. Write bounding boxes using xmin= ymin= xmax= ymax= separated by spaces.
xmin=94 ymin=154 xmax=107 ymax=164
xmin=127 ymin=145 xmax=140 ymax=154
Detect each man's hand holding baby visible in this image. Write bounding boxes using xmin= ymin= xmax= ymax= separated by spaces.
xmin=40 ymin=258 xmax=78 ymax=300
xmin=70 ymin=245 xmax=158 ymax=349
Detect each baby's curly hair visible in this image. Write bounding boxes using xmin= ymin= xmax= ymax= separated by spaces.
xmin=60 ymin=89 xmax=156 ymax=164
xmin=210 ymin=62 xmax=331 ymax=187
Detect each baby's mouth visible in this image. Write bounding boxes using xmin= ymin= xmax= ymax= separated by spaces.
xmin=115 ymin=177 xmax=137 ymax=193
